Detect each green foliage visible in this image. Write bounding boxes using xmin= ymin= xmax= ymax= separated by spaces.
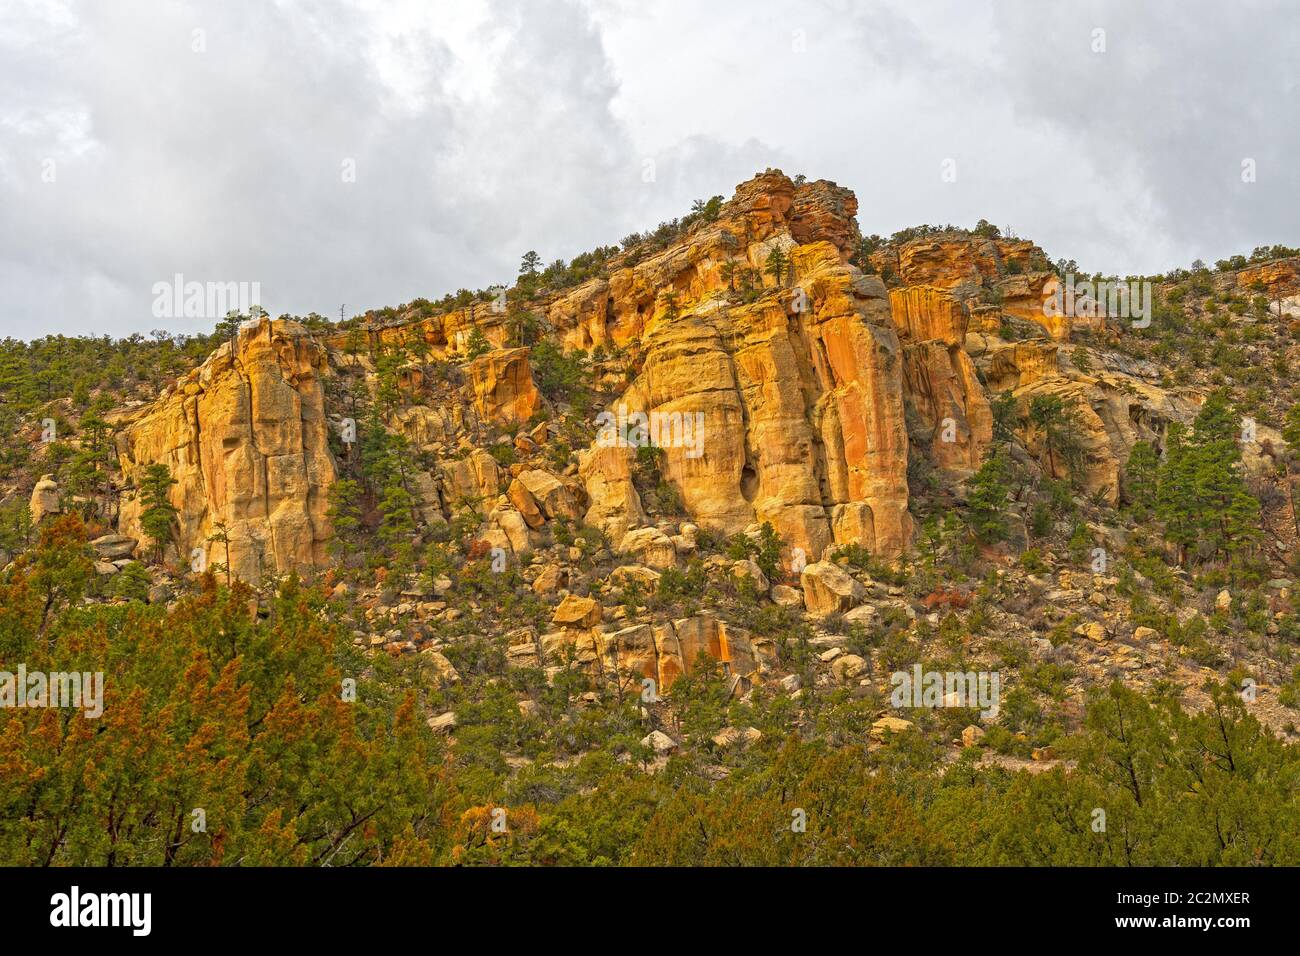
xmin=110 ymin=561 xmax=153 ymax=602
xmin=967 ymin=449 xmax=1013 ymax=544
xmin=529 ymin=339 xmax=588 ymax=410
xmin=0 ymin=532 xmax=449 ymax=865
xmin=138 ymin=463 xmax=177 ymax=563
xmin=1156 ymin=391 xmax=1260 ymax=565
xmin=465 ymin=328 xmax=491 ymax=361
xmin=1025 ymin=394 xmax=1085 ymax=484
xmin=1123 ymin=440 xmax=1159 ymax=519
xmin=764 ymin=247 xmax=790 ymax=286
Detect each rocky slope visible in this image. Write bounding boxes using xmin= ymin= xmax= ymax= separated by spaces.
xmin=15 ymin=169 xmax=1300 ymax=758
xmin=92 ymin=172 xmax=1204 ymax=579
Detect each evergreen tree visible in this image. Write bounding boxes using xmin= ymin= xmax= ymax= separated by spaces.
xmin=764 ymin=247 xmax=790 ymax=286
xmin=1026 ymin=394 xmax=1085 ymax=484
xmin=1123 ymin=440 xmax=1159 ymax=519
xmin=967 ymin=449 xmax=1013 ymax=544
xmin=1156 ymin=392 xmax=1260 ymax=564
xmin=138 ymin=462 xmax=178 ymax=563
xmin=465 ymin=328 xmax=491 ymax=360
xmin=1281 ymin=402 xmax=1300 ymax=537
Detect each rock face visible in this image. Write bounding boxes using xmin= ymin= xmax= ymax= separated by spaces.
xmin=465 ymin=348 xmax=543 ymax=427
xmin=590 ymin=614 xmax=765 ymax=693
xmin=1010 ymin=371 xmax=1199 ymax=506
xmin=114 ymin=318 xmax=336 ymax=582
xmin=101 ymin=169 xmax=1204 ymax=586
xmin=573 ymin=172 xmax=912 ymax=561
xmin=890 ymin=286 xmax=991 ymax=473
xmin=890 ymin=234 xmax=1066 ymax=340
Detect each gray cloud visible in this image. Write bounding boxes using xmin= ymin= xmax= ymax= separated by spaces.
xmin=1 ymin=0 xmax=1296 ymax=339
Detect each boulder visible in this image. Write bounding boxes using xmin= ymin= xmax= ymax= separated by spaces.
xmin=1074 ymin=621 xmax=1107 ymax=643
xmin=731 ymin=558 xmax=769 ymax=592
xmin=800 ymin=561 xmax=865 ymax=617
xmin=831 ymin=653 xmax=868 ymax=682
xmin=771 ymin=584 xmax=804 ymax=608
xmin=30 ymin=475 xmax=60 ymax=523
xmin=516 ymin=469 xmax=581 ymax=522
xmin=870 ymin=716 xmax=914 ymax=740
xmin=640 ymin=730 xmax=678 ymax=755
xmin=90 ymin=534 xmax=138 ymax=561
xmin=426 ymin=711 xmax=458 ymax=734
xmin=609 ymin=564 xmax=661 ymax=589
xmin=617 ymin=527 xmax=678 ymax=570
xmin=507 ymin=478 xmax=545 ymax=528
xmin=552 ymin=594 xmax=602 ymax=629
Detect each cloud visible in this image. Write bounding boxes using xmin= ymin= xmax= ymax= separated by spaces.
xmin=0 ymin=0 xmax=1295 ymax=339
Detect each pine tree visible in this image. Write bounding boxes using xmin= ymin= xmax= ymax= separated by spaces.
xmin=138 ymin=462 xmax=178 ymax=563
xmin=1026 ymin=394 xmax=1085 ymax=484
xmin=1156 ymin=392 xmax=1260 ymax=565
xmin=1123 ymin=440 xmax=1159 ymax=519
xmin=764 ymin=247 xmax=790 ymax=287
xmin=719 ymin=260 xmax=738 ymax=291
xmin=1155 ymin=423 xmax=1199 ymax=565
xmin=967 ymin=449 xmax=1013 ymax=544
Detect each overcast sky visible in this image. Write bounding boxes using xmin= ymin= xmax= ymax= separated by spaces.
xmin=1 ymin=0 xmax=1296 ymax=340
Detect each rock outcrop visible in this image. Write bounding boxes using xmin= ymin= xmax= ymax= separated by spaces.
xmin=466 ymin=348 xmax=543 ymax=427
xmin=890 ymin=286 xmax=991 ymax=473
xmin=573 ymin=172 xmax=913 ymax=561
xmin=30 ymin=475 xmax=61 ymax=523
xmin=101 ymin=170 xmax=1205 ymax=585
xmin=113 ymin=318 xmax=336 ymax=582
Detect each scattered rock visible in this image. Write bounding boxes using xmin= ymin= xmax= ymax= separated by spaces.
xmin=870 ymin=716 xmax=914 ymax=740
xmin=1074 ymin=621 xmax=1107 ymax=642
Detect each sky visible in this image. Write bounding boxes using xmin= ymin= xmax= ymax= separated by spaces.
xmin=1 ymin=0 xmax=1296 ymax=340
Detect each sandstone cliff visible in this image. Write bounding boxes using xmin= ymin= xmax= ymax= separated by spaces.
xmin=113 ymin=317 xmax=336 ymax=582
xmin=573 ymin=173 xmax=911 ymax=559
xmin=106 ymin=170 xmax=1206 ymax=585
